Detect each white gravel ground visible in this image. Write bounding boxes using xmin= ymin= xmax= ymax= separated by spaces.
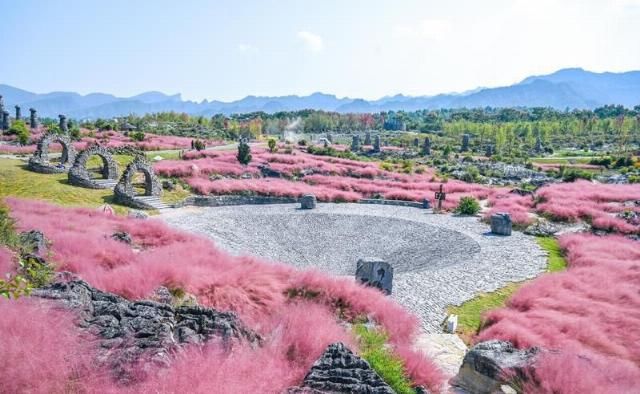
xmin=161 ymin=203 xmax=547 ymax=332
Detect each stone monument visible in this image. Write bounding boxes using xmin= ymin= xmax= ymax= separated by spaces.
xmin=355 ymin=258 xmax=393 ymax=295
xmin=364 ymin=131 xmax=371 ymax=145
xmin=2 ymin=111 xmax=9 ymax=131
xmin=490 ymin=213 xmax=512 ymax=236
xmin=15 ymin=105 xmax=21 ymax=121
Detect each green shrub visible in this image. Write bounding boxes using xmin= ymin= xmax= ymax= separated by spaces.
xmin=455 ymin=196 xmax=481 ymax=215
xmin=130 ymin=131 xmax=146 ymax=142
xmin=267 ymin=138 xmax=277 ymax=153
xmin=8 ymin=120 xmax=30 ymax=145
xmin=561 ymin=168 xmax=593 ymax=182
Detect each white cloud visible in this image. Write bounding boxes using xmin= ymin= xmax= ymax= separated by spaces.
xmin=393 ymin=18 xmax=452 ymax=41
xmin=297 ymin=31 xmax=324 ymax=53
xmin=236 ymin=43 xmax=258 ymax=54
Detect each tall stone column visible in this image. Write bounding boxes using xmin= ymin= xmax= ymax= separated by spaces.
xmin=2 ymin=111 xmax=10 ymax=131
xmin=351 ymin=134 xmax=361 ymax=152
xmin=422 ymin=137 xmax=431 ymax=156
xmin=59 ymin=114 xmax=68 ymax=132
xmin=0 ymin=95 xmax=4 ymax=115
xmin=15 ymin=105 xmax=21 ymax=120
xmin=373 ymin=135 xmax=381 ymax=153
xmin=461 ymin=134 xmax=470 ymax=152
xmin=29 ymin=108 xmax=38 ymax=129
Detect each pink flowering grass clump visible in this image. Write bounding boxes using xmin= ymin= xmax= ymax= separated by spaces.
xmin=0 ymin=297 xmax=110 ymax=393
xmin=536 ymin=181 xmax=640 ymax=233
xmin=484 ymin=190 xmax=534 ymax=226
xmin=2 ymin=198 xmax=444 ymax=392
xmin=476 ymin=233 xmax=640 ymax=392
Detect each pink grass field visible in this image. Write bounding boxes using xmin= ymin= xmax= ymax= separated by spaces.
xmin=476 ymin=233 xmax=640 ymax=392
xmin=0 ymin=198 xmax=444 ymax=392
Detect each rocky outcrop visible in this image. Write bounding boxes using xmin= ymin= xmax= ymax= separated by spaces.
xmin=291 ymin=342 xmax=395 ymax=393
xmin=524 ymin=219 xmax=559 ymax=237
xmin=19 ymin=230 xmax=47 ymax=255
xmin=450 ymin=340 xmax=539 ymax=394
xmin=111 ymin=231 xmax=132 ymax=244
xmin=33 ymin=279 xmax=261 ymax=383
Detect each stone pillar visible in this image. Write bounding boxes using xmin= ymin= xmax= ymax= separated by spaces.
xmin=373 ymin=135 xmax=381 ymax=153
xmin=29 ymin=108 xmax=38 ymax=129
xmin=413 ymin=137 xmax=419 ymax=147
xmin=59 ymin=114 xmax=68 ymax=132
xmin=15 ymin=105 xmax=21 ymax=120
xmin=461 ymin=134 xmax=470 ymax=152
xmin=326 ymin=133 xmax=333 ymax=143
xmin=2 ymin=111 xmax=10 ymax=131
xmin=490 ymin=213 xmax=512 ymax=236
xmin=0 ymin=95 xmax=4 ymax=116
xmin=364 ymin=131 xmax=371 ymax=145
xmin=535 ymin=133 xmax=543 ymax=153
xmin=485 ymin=145 xmax=493 ymax=157
xmin=351 ymin=134 xmax=361 ymax=152
xmin=422 ymin=137 xmax=431 ymax=156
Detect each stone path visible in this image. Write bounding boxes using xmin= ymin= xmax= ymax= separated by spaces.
xmin=135 ymin=195 xmax=171 ymax=210
xmin=161 ymin=203 xmax=547 ymax=333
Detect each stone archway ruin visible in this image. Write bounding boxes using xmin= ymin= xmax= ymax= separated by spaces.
xmin=114 ymin=158 xmax=162 ymax=209
xmin=28 ymin=133 xmax=78 ymax=174
xmin=68 ymin=144 xmax=119 ymax=189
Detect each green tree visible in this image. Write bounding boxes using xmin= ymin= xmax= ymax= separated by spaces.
xmin=267 ymin=137 xmax=277 ymax=153
xmin=237 ymin=140 xmax=252 ymax=165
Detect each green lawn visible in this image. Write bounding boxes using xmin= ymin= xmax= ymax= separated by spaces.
xmin=446 ymin=237 xmax=567 ymax=342
xmin=0 ymin=158 xmax=130 ymax=214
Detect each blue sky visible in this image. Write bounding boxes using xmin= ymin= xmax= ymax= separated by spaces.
xmin=2 ymin=0 xmax=639 ymax=101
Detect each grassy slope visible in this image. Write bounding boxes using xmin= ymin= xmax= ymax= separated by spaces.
xmin=447 ymin=236 xmax=567 ymax=341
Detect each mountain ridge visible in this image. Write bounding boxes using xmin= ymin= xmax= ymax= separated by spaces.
xmin=1 ymin=68 xmax=639 ymax=118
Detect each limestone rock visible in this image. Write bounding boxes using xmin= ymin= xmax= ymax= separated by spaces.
xmin=300 ymin=194 xmax=317 ymax=209
xmin=33 ymin=279 xmax=261 ymax=382
xmin=524 ymin=219 xmax=558 ymax=237
xmin=19 ymin=230 xmax=47 ymax=255
xmin=355 ymin=258 xmax=393 ymax=295
xmin=128 ymin=210 xmax=149 ymax=219
xmin=300 ymin=342 xmax=395 ymax=393
xmin=490 ymin=213 xmax=512 ymax=236
xmin=111 ymin=231 xmax=132 ymax=244
xmin=450 ymin=340 xmax=539 ymax=394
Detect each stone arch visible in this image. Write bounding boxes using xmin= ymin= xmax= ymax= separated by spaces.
xmin=114 ymin=158 xmax=162 ymax=209
xmin=27 ymin=133 xmax=77 ymax=174
xmin=68 ymin=144 xmax=119 ymax=188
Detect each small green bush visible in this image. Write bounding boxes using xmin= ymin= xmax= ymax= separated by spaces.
xmin=8 ymin=120 xmax=30 ymax=145
xmin=455 ymin=196 xmax=481 ymax=215
xmin=267 ymin=138 xmax=277 ymax=153
xmin=130 ymin=131 xmax=146 ymax=142
xmin=237 ymin=140 xmax=252 ymax=165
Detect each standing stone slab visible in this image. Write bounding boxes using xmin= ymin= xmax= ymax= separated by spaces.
xmin=413 ymin=137 xmax=420 ymax=147
xmin=491 ymin=213 xmax=512 ymax=236
xmin=356 ymin=258 xmax=393 ymax=295
xmin=15 ymin=105 xmax=21 ymax=120
xmin=364 ymin=131 xmax=372 ymax=145
xmin=300 ymin=194 xmax=317 ymax=209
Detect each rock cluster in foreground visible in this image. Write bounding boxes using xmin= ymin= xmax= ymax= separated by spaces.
xmin=33 ymin=278 xmax=261 ymax=382
xmin=288 ymin=342 xmax=396 ymax=393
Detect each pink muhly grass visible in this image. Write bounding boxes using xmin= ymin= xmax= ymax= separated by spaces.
xmin=4 ymin=198 xmax=445 ymax=391
xmin=0 ymin=246 xmax=16 ymax=274
xmin=476 ymin=233 xmax=640 ymax=391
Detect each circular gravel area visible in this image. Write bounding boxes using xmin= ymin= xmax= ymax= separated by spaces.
xmin=162 ymin=203 xmax=547 ymax=332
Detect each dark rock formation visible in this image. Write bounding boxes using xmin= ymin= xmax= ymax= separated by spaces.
xmin=28 ymin=132 xmax=77 ymax=174
xmin=296 ymin=342 xmax=395 ymax=393
xmin=19 ymin=230 xmax=48 ymax=255
xmin=300 ymin=194 xmax=317 ymax=209
xmin=461 ymin=134 xmax=470 ymax=152
xmin=524 ymin=219 xmax=558 ymax=237
xmin=259 ymin=163 xmax=283 ymax=178
xmin=351 ymin=135 xmax=361 ymax=152
xmin=33 ymin=279 xmax=260 ymax=382
xmin=422 ymin=137 xmax=431 ymax=156
xmin=15 ymin=105 xmax=21 ymax=120
xmin=162 ymin=180 xmax=175 ymax=191
xmin=58 ymin=114 xmax=68 ymax=132
xmin=364 ymin=131 xmax=372 ymax=146
xmin=111 ymin=231 xmax=132 ymax=244
xmin=450 ymin=340 xmax=539 ymax=394
xmin=490 ymin=213 xmax=512 ymax=236
xmin=2 ymin=110 xmax=9 ymax=131
xmin=373 ymin=135 xmax=381 ymax=153
xmin=29 ymin=108 xmax=38 ymax=128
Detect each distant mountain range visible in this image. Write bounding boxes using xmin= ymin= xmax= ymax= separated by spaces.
xmin=1 ymin=68 xmax=639 ymax=119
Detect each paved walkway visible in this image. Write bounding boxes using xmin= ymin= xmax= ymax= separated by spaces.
xmin=161 ymin=203 xmax=546 ymax=332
